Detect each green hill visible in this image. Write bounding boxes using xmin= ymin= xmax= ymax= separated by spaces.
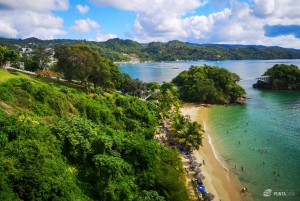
xmin=1 ymin=37 xmax=300 ymax=62
xmin=0 ymin=69 xmax=191 ymax=201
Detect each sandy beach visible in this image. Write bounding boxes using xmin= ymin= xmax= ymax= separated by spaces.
xmin=181 ymin=103 xmax=244 ymax=201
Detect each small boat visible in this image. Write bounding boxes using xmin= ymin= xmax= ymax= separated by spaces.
xmin=172 ymin=67 xmax=179 ymax=69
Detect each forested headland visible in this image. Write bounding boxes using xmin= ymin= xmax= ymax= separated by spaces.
xmin=253 ymin=64 xmax=300 ymax=90
xmin=1 ymin=37 xmax=300 ymax=62
xmin=172 ymin=65 xmax=246 ymax=104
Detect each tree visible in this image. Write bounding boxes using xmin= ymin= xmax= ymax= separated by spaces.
xmin=90 ymin=59 xmax=123 ymax=92
xmin=254 ymin=64 xmax=300 ymax=89
xmin=0 ymin=45 xmax=19 ymax=69
xmin=171 ymin=115 xmax=204 ymax=150
xmin=172 ymin=65 xmax=246 ymax=104
xmin=120 ymin=74 xmax=147 ymax=97
xmin=30 ymin=50 xmax=50 ymax=70
xmin=54 ymin=44 xmax=102 ymax=93
xmin=135 ymin=190 xmax=165 ymax=201
xmin=20 ymin=56 xmax=39 ymax=72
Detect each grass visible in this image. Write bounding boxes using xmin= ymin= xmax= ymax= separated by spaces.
xmin=0 ymin=69 xmax=86 ymax=92
xmin=0 ymin=69 xmax=32 ymax=83
xmin=0 ymin=68 xmax=124 ymax=102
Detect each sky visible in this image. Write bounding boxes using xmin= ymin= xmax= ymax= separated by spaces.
xmin=0 ymin=0 xmax=300 ymax=48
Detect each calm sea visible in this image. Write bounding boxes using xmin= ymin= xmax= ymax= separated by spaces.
xmin=117 ymin=60 xmax=300 ymax=201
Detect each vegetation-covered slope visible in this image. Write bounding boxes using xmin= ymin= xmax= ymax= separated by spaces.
xmin=1 ymin=37 xmax=300 ymax=62
xmin=0 ymin=69 xmax=191 ymax=201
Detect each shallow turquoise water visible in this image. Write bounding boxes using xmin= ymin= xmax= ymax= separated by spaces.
xmin=207 ymin=89 xmax=300 ymax=201
xmin=117 ymin=59 xmax=300 ymax=200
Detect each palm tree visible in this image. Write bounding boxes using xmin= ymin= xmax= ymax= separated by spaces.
xmin=170 ymin=114 xmax=187 ymax=133
xmin=171 ymin=115 xmax=204 ymax=150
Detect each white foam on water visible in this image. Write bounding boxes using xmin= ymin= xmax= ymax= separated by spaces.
xmin=204 ymin=121 xmax=229 ymax=172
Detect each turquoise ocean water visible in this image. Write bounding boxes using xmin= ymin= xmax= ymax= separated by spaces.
xmin=117 ymin=60 xmax=300 ymax=201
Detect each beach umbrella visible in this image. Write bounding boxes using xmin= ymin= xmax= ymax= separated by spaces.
xmin=194 ymin=167 xmax=202 ymax=173
xmin=197 ymin=186 xmax=206 ymax=193
xmin=206 ymin=192 xmax=215 ymax=200
xmin=190 ymin=161 xmax=197 ymax=167
xmin=195 ymin=173 xmax=205 ymax=180
xmin=190 ymin=155 xmax=197 ymax=160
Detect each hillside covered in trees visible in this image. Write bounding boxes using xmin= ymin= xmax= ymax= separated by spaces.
xmin=1 ymin=37 xmax=300 ymax=62
xmin=0 ymin=69 xmax=192 ymax=201
xmin=253 ymin=64 xmax=300 ymax=90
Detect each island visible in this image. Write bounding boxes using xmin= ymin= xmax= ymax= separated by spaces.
xmin=253 ymin=64 xmax=300 ymax=90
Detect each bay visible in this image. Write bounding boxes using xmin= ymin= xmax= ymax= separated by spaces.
xmin=117 ymin=59 xmax=300 ymax=200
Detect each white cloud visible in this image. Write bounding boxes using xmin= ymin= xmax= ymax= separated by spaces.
xmin=76 ymin=4 xmax=89 ymax=14
xmin=69 ymin=20 xmax=91 ymax=32
xmin=87 ymin=18 xmax=100 ymax=28
xmin=69 ymin=18 xmax=100 ymax=32
xmin=0 ymin=9 xmax=66 ymax=39
xmin=0 ymin=0 xmax=69 ymax=12
xmin=250 ymin=0 xmax=300 ymax=25
xmin=90 ymin=0 xmax=207 ymax=14
xmin=96 ymin=31 xmax=117 ymax=41
xmin=251 ymin=0 xmax=275 ymax=18
xmin=0 ymin=0 xmax=68 ymax=39
xmin=0 ymin=20 xmax=18 ymax=37
xmin=22 ymin=27 xmax=67 ymax=40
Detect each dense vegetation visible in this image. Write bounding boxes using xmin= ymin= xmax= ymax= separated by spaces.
xmin=253 ymin=64 xmax=300 ymax=90
xmin=1 ymin=37 xmax=300 ymax=62
xmin=0 ymin=70 xmax=191 ymax=201
xmin=0 ymin=45 xmax=19 ymax=69
xmin=172 ymin=65 xmax=246 ymax=104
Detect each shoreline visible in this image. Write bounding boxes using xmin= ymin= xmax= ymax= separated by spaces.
xmin=181 ymin=103 xmax=245 ymax=201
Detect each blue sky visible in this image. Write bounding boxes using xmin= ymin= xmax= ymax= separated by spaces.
xmin=0 ymin=0 xmax=300 ymax=48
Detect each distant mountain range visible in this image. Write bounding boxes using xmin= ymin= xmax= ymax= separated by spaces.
xmin=1 ymin=37 xmax=300 ymax=62
xmin=185 ymin=42 xmax=300 ymax=53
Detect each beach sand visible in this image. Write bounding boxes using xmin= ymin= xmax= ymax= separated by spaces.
xmin=181 ymin=103 xmax=244 ymax=201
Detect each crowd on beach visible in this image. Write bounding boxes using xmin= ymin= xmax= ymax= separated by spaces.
xmin=154 ymin=117 xmax=216 ymax=201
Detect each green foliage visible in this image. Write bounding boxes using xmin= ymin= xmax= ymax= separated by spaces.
xmin=0 ymin=75 xmax=191 ymax=201
xmin=171 ymin=114 xmax=204 ymax=150
xmin=0 ymin=80 xmax=15 ymax=103
xmin=172 ymin=65 xmax=246 ymax=103
xmin=135 ymin=190 xmax=165 ymax=201
xmin=19 ymin=55 xmax=40 ymax=72
xmin=2 ymin=38 xmax=300 ymax=63
xmin=54 ymin=44 xmax=124 ymax=93
xmin=253 ymin=64 xmax=300 ymax=89
xmin=0 ymin=45 xmax=19 ymax=68
xmin=94 ymin=86 xmax=104 ymax=95
xmin=0 ymin=113 xmax=87 ymax=200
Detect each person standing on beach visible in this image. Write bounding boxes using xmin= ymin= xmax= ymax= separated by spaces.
xmin=202 ymin=159 xmax=205 ymax=165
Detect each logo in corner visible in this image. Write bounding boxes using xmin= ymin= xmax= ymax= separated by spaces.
xmin=263 ymin=189 xmax=272 ymax=197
